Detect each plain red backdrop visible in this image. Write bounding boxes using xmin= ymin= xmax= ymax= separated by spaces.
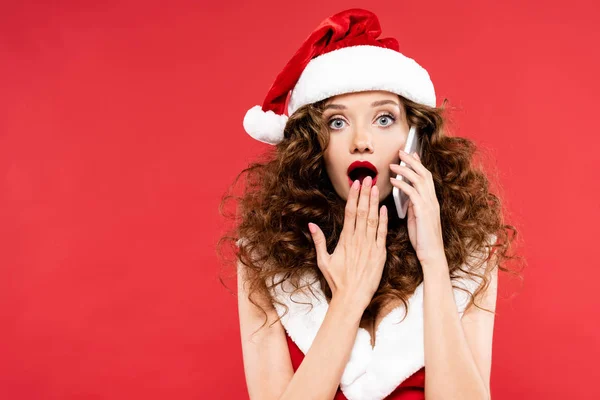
xmin=1 ymin=0 xmax=599 ymax=399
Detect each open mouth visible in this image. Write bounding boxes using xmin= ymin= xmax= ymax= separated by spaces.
xmin=347 ymin=162 xmax=378 ymax=187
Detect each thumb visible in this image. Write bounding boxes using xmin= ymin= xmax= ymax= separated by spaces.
xmin=308 ymin=222 xmax=329 ymax=268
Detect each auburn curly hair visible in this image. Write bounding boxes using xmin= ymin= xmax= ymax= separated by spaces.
xmin=217 ymin=94 xmax=524 ymax=337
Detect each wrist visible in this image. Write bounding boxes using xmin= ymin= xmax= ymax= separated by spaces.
xmin=421 ymin=259 xmax=451 ymax=281
xmin=420 ymin=254 xmax=449 ymax=272
xmin=329 ymin=293 xmax=367 ymax=321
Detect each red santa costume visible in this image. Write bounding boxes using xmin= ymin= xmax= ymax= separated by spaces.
xmin=240 ymin=8 xmax=494 ymax=400
xmin=264 ymin=267 xmax=484 ymax=400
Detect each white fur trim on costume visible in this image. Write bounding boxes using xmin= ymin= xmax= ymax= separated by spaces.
xmin=288 ymin=45 xmax=436 ymax=115
xmin=243 ymin=105 xmax=288 ymax=145
xmin=267 ymin=234 xmax=497 ymax=400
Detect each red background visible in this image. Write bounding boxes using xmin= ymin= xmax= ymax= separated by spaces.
xmin=1 ymin=0 xmax=599 ymax=399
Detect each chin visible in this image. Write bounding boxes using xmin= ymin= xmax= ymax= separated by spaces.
xmin=379 ymin=185 xmax=393 ymax=199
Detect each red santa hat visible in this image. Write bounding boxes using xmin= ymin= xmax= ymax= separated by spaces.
xmin=243 ymin=8 xmax=436 ymax=145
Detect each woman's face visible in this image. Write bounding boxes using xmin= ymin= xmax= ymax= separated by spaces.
xmin=322 ymin=90 xmax=410 ymax=201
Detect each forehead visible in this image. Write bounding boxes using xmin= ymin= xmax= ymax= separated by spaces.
xmin=322 ymin=90 xmax=402 ymax=112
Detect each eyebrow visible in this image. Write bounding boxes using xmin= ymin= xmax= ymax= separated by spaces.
xmin=323 ymin=99 xmax=400 ymax=111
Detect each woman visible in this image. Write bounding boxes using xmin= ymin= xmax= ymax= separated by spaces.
xmin=220 ymin=8 xmax=520 ymax=400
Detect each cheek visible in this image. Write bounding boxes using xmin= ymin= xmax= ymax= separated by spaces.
xmin=322 ymin=151 xmax=336 ymax=176
xmin=323 ymin=153 xmax=341 ymax=178
xmin=381 ymin=138 xmax=404 ymax=163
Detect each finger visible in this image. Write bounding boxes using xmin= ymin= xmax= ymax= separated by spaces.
xmin=377 ymin=205 xmax=388 ymax=248
xmin=355 ymin=176 xmax=372 ymax=236
xmin=407 ymin=199 xmax=415 ymax=220
xmin=341 ymin=179 xmax=360 ymax=240
xmin=389 ymin=164 xmax=424 ymax=193
xmin=366 ymin=184 xmax=379 ymax=241
xmin=389 ymin=176 xmax=421 ymax=210
xmin=399 ymin=150 xmax=429 ymax=178
xmin=308 ymin=222 xmax=329 ymax=268
xmin=399 ymin=151 xmax=437 ymax=200
xmin=412 ymin=151 xmax=438 ymax=201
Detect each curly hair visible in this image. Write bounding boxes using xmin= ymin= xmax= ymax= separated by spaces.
xmin=217 ymin=94 xmax=525 ymax=337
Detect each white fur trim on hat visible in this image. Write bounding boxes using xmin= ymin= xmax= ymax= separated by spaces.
xmin=243 ymin=105 xmax=289 ymax=145
xmin=288 ymin=45 xmax=436 ymax=115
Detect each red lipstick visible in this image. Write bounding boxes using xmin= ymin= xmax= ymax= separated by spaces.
xmin=347 ymin=160 xmax=378 ymax=187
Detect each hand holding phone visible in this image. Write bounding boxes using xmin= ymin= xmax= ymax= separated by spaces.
xmin=392 ymin=126 xmax=421 ymax=219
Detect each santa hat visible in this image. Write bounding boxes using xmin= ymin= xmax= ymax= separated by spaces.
xmin=243 ymin=8 xmax=436 ymax=145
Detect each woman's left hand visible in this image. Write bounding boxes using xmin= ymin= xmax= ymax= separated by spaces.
xmin=389 ymin=150 xmax=447 ymax=269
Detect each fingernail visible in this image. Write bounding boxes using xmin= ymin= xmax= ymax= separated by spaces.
xmin=352 ymin=179 xmax=359 ymax=190
xmin=308 ymin=223 xmax=316 ymax=233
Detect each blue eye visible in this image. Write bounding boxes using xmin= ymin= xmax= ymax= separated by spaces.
xmin=376 ymin=113 xmax=396 ymax=127
xmin=328 ymin=113 xmax=396 ymax=130
xmin=328 ymin=118 xmax=346 ymax=130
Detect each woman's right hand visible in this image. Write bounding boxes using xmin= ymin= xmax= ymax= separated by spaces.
xmin=308 ymin=175 xmax=388 ymax=312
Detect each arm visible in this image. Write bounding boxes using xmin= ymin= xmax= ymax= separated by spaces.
xmin=237 ymin=260 xmax=364 ymax=400
xmin=389 ymin=151 xmax=496 ymax=399
xmin=280 ymin=293 xmax=364 ymax=400
xmin=422 ymin=256 xmax=497 ymax=400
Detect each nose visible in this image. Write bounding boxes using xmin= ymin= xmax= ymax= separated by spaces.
xmin=351 ymin=128 xmax=374 ymax=154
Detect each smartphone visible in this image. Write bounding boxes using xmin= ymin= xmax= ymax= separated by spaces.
xmin=392 ymin=125 xmax=421 ymax=219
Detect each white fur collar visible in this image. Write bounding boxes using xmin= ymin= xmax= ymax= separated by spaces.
xmin=268 ymin=268 xmax=482 ymax=400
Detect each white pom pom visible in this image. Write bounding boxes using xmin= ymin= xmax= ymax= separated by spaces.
xmin=243 ymin=105 xmax=288 ymax=145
